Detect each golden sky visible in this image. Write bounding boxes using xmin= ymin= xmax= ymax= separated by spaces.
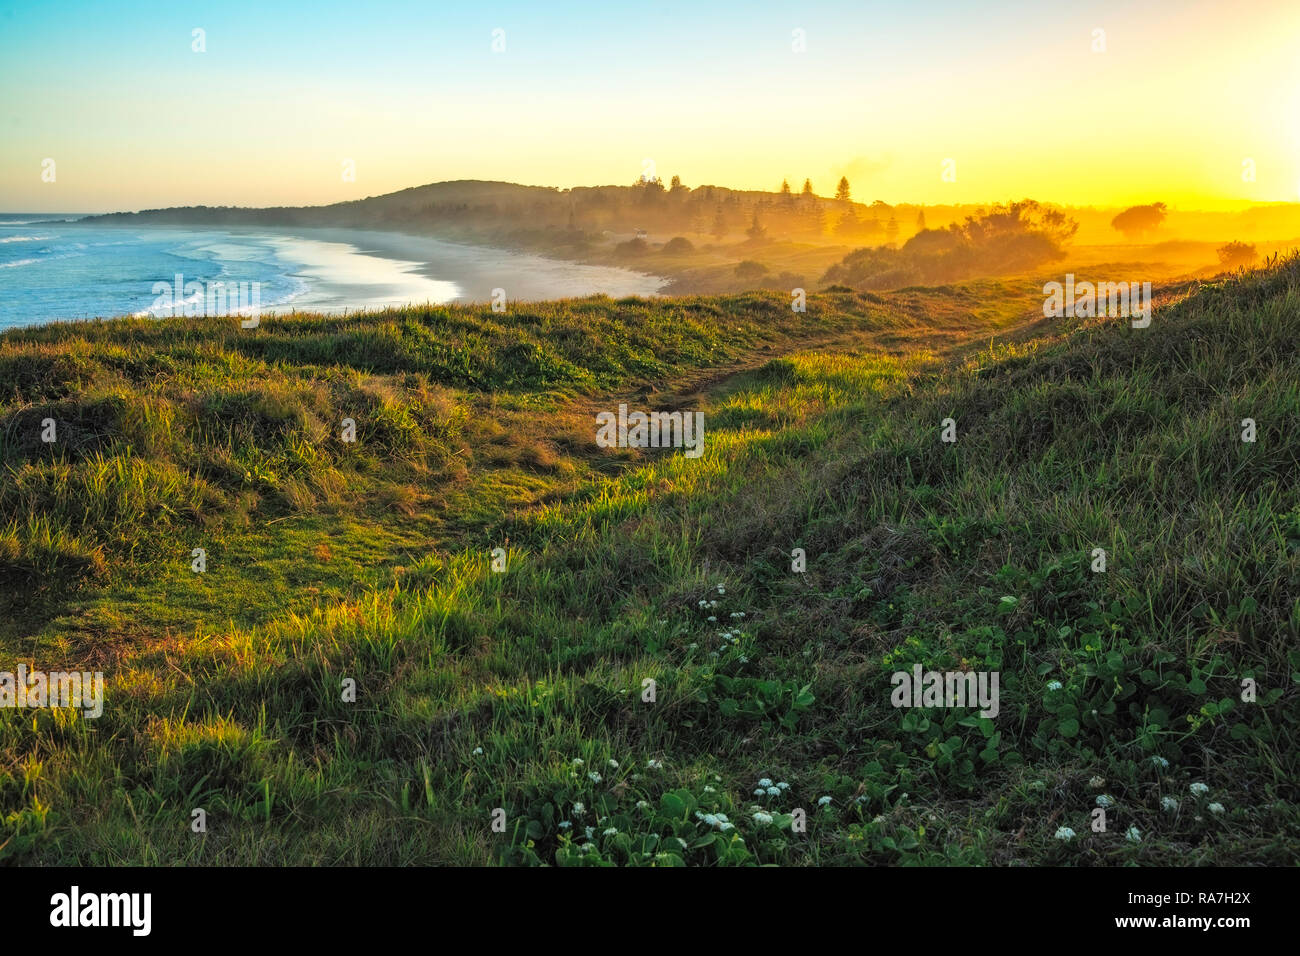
xmin=2 ymin=0 xmax=1298 ymax=212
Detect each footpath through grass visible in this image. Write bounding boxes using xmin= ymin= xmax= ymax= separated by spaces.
xmin=0 ymin=266 xmax=1295 ymax=865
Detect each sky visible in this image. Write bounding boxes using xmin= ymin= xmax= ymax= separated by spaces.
xmin=2 ymin=0 xmax=1298 ymax=213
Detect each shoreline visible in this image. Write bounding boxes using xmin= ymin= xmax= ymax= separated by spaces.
xmin=0 ymin=220 xmax=670 ymax=330
xmin=242 ymin=226 xmax=670 ymax=307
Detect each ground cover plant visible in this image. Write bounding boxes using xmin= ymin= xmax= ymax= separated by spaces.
xmin=0 ymin=258 xmax=1295 ymax=865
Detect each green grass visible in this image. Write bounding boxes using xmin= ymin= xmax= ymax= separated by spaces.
xmin=0 ymin=264 xmax=1295 ymax=865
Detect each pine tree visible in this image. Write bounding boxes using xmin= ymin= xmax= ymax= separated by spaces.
xmin=835 ymin=177 xmax=851 ymax=203
xmin=916 ymin=209 xmax=927 ymax=232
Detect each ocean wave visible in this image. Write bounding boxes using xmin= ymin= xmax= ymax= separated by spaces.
xmin=0 ymin=258 xmax=39 ymax=269
xmin=0 ymin=235 xmax=53 ymax=244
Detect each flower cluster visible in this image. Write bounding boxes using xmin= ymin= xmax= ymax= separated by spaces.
xmin=752 ymin=777 xmax=790 ymax=798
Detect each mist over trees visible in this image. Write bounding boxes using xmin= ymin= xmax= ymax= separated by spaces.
xmin=822 ymin=200 xmax=1078 ymax=289
xmin=89 ymin=176 xmax=934 ymax=247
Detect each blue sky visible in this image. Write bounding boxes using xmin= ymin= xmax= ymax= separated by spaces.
xmin=3 ymin=0 xmax=1298 ymax=211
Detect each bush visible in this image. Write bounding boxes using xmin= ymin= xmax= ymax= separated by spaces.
xmin=1216 ymin=241 xmax=1257 ymax=270
xmin=615 ymin=238 xmax=649 ymax=256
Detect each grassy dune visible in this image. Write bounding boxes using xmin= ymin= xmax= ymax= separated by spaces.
xmin=0 ymin=264 xmax=1295 ymax=865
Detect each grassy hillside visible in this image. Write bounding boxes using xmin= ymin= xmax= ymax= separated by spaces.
xmin=0 ymin=262 xmax=1295 ymax=865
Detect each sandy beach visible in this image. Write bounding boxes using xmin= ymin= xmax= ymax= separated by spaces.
xmin=243 ymin=227 xmax=668 ymax=312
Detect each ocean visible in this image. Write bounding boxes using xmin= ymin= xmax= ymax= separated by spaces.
xmin=0 ymin=216 xmax=666 ymax=331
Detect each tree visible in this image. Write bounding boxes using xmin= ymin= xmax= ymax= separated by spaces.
xmin=835 ymin=177 xmax=851 ymax=203
xmin=712 ymin=207 xmax=728 ymax=239
xmin=801 ymin=179 xmax=814 ymax=198
xmin=746 ymin=210 xmax=767 ymax=240
xmin=780 ymin=179 xmax=792 ymax=196
xmin=1111 ymin=202 xmax=1167 ymax=239
xmin=669 ymin=174 xmax=687 ymax=194
xmin=915 ymin=209 xmax=927 ymax=232
xmin=1216 ymin=241 xmax=1257 ymax=270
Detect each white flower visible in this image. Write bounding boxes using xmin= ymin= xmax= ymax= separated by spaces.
xmin=472 ymin=746 xmax=483 ymax=755
xmin=1088 ymin=775 xmax=1106 ymax=789
xmin=584 ymin=827 xmax=594 ymax=839
xmin=1190 ymin=782 xmax=1210 ymax=796
xmin=818 ymin=795 xmax=833 ymax=806
xmin=700 ymin=813 xmax=718 ymax=826
xmin=579 ymin=843 xmax=593 ymax=854
xmin=1161 ymin=797 xmax=1179 ymax=812
xmin=707 ymin=616 xmax=717 ymax=622
xmin=588 ymin=772 xmax=602 ymax=783
xmin=1151 ymin=756 xmax=1170 ymax=770
xmin=715 ymin=813 xmax=728 ymax=822
xmin=608 ymin=759 xmax=619 ymax=769
xmin=716 ymin=585 xmax=725 ymax=594
xmin=719 ymin=821 xmax=735 ymax=832
xmin=703 ymin=785 xmax=716 ymax=793
xmin=572 ymin=802 xmax=585 ymax=815
xmin=1208 ymin=802 xmax=1225 ymax=814
xmin=766 ymin=786 xmax=781 ymax=797
xmin=1096 ymin=794 xmax=1114 ymax=808
xmin=753 ymin=812 xmax=773 ymax=825
xmin=558 ymin=820 xmax=572 ymax=829
xmin=757 ymin=778 xmax=773 ymax=788
xmin=731 ymin=611 xmax=745 ymax=619
xmin=603 ymin=827 xmax=618 ymax=836
xmin=646 ymin=759 xmax=663 ymax=770
xmin=1125 ymin=826 xmax=1141 ymax=843
xmin=1054 ymin=826 xmax=1076 ymax=841
xmin=636 ymin=800 xmax=649 ymax=810
xmin=571 ymin=758 xmax=584 ymax=767
xmin=1046 ymin=680 xmax=1063 ymax=691
xmin=753 ymin=789 xmax=765 ymax=796
xmin=739 ymin=656 xmax=750 ymax=664
xmin=776 ymin=782 xmax=790 ymax=791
